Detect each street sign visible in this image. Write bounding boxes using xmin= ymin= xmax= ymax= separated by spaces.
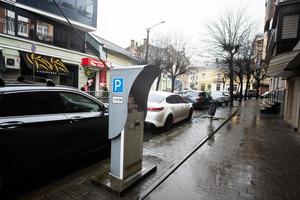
xmin=112 ymin=77 xmax=124 ymax=93
xmin=31 ymin=44 xmax=36 ymax=53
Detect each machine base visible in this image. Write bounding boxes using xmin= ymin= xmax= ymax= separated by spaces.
xmin=91 ymin=160 xmax=157 ymax=196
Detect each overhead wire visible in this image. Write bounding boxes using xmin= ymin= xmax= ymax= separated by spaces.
xmin=52 ymin=0 xmax=110 ymax=71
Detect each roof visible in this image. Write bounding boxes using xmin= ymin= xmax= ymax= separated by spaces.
xmin=90 ymin=33 xmax=137 ymax=61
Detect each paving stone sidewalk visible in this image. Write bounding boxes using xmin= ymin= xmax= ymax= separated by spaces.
xmin=19 ymin=106 xmax=237 ymax=200
xmin=145 ymin=100 xmax=300 ymax=200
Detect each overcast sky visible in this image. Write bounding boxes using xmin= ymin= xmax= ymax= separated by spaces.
xmin=95 ymin=0 xmax=265 ymax=54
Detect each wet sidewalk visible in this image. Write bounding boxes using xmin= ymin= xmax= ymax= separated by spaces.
xmin=19 ymin=106 xmax=238 ymax=200
xmin=145 ymin=100 xmax=300 ymax=200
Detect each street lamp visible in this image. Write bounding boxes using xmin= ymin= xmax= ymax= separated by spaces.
xmin=145 ymin=20 xmax=165 ymax=63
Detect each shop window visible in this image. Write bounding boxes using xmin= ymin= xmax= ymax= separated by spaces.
xmin=0 ymin=8 xmax=15 ymax=35
xmin=36 ymin=20 xmax=53 ymax=42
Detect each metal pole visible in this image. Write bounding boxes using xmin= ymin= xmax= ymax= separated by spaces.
xmin=145 ymin=29 xmax=150 ymax=63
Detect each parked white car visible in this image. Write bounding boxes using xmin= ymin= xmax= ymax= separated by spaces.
xmin=145 ymin=91 xmax=193 ymax=130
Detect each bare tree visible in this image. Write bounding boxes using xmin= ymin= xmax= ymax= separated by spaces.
xmin=233 ymin=59 xmax=244 ymax=101
xmin=252 ymin=60 xmax=268 ymax=99
xmin=238 ymin=40 xmax=255 ymax=100
xmin=251 ymin=35 xmax=266 ymax=99
xmin=148 ymin=38 xmax=168 ymax=90
xmin=205 ymin=8 xmax=255 ymax=106
xmin=162 ymin=36 xmax=190 ymax=92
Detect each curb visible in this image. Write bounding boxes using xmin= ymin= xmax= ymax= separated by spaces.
xmin=139 ymin=106 xmax=241 ymax=200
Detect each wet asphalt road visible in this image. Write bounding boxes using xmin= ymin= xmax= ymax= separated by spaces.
xmin=1 ymin=108 xmax=207 ymax=200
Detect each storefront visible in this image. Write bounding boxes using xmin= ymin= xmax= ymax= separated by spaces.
xmin=0 ymin=49 xmax=78 ymax=87
xmin=81 ymin=57 xmax=110 ymax=94
xmin=20 ymin=51 xmax=78 ymax=87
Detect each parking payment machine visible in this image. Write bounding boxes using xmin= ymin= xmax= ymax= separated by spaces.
xmin=93 ymin=65 xmax=160 ymax=194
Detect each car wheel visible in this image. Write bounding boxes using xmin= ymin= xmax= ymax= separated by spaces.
xmin=186 ymin=109 xmax=193 ymax=121
xmin=164 ymin=115 xmax=173 ymax=131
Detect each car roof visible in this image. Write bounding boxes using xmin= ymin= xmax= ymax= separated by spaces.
xmin=149 ymin=91 xmax=178 ymax=97
xmin=0 ymin=84 xmax=79 ymax=93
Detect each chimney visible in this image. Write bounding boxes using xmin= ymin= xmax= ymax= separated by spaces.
xmin=144 ymin=38 xmax=147 ymax=45
xmin=131 ymin=40 xmax=135 ymax=48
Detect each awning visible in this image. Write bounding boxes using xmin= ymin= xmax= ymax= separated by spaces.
xmin=20 ymin=51 xmax=69 ymax=76
xmin=0 ymin=50 xmax=6 ymax=72
xmin=267 ymin=50 xmax=300 ymax=77
xmin=285 ymin=52 xmax=300 ymax=71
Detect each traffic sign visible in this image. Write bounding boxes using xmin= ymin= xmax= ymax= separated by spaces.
xmin=112 ymin=77 xmax=124 ymax=93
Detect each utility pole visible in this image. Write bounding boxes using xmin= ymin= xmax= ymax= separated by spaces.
xmin=145 ymin=21 xmax=165 ymax=63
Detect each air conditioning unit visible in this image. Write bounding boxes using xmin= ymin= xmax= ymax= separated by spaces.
xmin=5 ymin=56 xmax=20 ymax=69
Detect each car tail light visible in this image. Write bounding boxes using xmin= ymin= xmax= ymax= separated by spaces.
xmin=147 ymin=107 xmax=164 ymax=112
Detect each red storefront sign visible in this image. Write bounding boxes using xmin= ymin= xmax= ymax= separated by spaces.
xmin=81 ymin=58 xmax=106 ymax=69
xmin=100 ymin=68 xmax=106 ymax=87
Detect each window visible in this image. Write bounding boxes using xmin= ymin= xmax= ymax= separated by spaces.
xmin=0 ymin=8 xmax=15 ymax=35
xmin=54 ymin=26 xmax=68 ymax=46
xmin=58 ymin=92 xmax=100 ymax=113
xmin=200 ymin=83 xmax=205 ymax=91
xmin=216 ymin=84 xmax=221 ymax=91
xmin=0 ymin=92 xmax=60 ymax=117
xmin=281 ymin=15 xmax=299 ymax=39
xmin=202 ymin=73 xmax=205 ymax=78
xmin=233 ymin=85 xmax=238 ymax=92
xmin=61 ymin=0 xmax=95 ymax=18
xmin=166 ymin=95 xmax=177 ymax=104
xmin=36 ymin=20 xmax=53 ymax=42
xmin=17 ymin=15 xmax=30 ymax=37
xmin=174 ymin=95 xmax=186 ymax=104
xmin=207 ymin=85 xmax=211 ymax=91
xmin=217 ymin=73 xmax=221 ymax=79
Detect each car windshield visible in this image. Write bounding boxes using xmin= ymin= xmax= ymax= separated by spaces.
xmin=148 ymin=93 xmax=166 ymax=103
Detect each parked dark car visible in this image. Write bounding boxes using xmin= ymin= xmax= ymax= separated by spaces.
xmin=0 ymin=78 xmax=109 ymax=190
xmin=183 ymin=90 xmax=211 ymax=109
xmin=247 ymin=89 xmax=257 ymax=99
xmin=210 ymin=91 xmax=229 ymax=106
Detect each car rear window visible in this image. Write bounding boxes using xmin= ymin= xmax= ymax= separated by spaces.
xmin=148 ymin=93 xmax=165 ymax=103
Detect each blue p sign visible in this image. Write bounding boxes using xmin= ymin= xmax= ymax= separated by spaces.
xmin=112 ymin=78 xmax=124 ymax=93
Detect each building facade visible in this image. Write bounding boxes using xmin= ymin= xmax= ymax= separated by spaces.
xmin=0 ymin=0 xmax=98 ymax=89
xmin=265 ymin=0 xmax=300 ymax=132
xmin=86 ymin=33 xmax=138 ymax=93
